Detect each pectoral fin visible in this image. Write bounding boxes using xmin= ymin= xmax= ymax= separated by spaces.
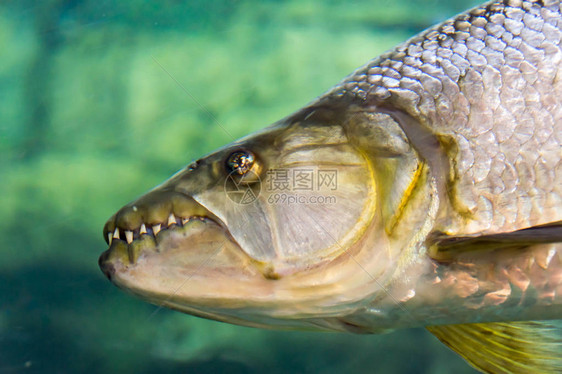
xmin=427 ymin=321 xmax=562 ymax=374
xmin=428 ymin=221 xmax=562 ymax=262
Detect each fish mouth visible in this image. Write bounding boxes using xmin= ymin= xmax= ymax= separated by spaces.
xmin=99 ymin=190 xmax=227 ymax=279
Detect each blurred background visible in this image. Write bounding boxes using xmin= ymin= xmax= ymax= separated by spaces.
xmin=1 ymin=0 xmax=482 ymax=373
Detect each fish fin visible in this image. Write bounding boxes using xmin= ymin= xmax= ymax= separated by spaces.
xmin=427 ymin=321 xmax=562 ymax=374
xmin=428 ymin=221 xmax=562 ymax=261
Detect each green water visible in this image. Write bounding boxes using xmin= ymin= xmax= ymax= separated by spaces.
xmin=1 ymin=1 xmax=482 ymax=373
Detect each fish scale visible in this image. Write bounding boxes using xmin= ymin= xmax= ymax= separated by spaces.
xmin=373 ymin=243 xmax=562 ymax=328
xmin=318 ymin=0 xmax=562 ymax=237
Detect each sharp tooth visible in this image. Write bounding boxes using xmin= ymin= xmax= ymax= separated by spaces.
xmin=113 ymin=228 xmax=120 ymax=239
xmin=108 ymin=232 xmax=113 ymax=244
xmin=168 ymin=213 xmax=177 ymax=226
xmin=182 ymin=217 xmax=189 ymax=225
xmin=140 ymin=223 xmax=147 ymax=235
xmin=125 ymin=230 xmax=133 ymax=244
xmin=153 ymin=224 xmax=161 ymax=235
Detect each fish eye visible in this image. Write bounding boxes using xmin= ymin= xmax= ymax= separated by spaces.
xmin=225 ymin=150 xmax=255 ymax=175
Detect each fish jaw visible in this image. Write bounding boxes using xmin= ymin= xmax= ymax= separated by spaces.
xmin=96 ymin=172 xmax=425 ymax=333
xmin=99 ymin=212 xmax=262 ymax=310
xmin=99 ymin=189 xmax=247 ymax=282
xmin=99 ymin=207 xmax=403 ymax=332
xmin=97 ymin=185 xmax=389 ymax=330
xmin=98 ymin=189 xmax=280 ymax=323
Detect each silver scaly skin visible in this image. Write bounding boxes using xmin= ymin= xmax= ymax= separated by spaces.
xmin=315 ymin=0 xmax=562 ymax=329
xmin=320 ymin=0 xmax=562 ymax=237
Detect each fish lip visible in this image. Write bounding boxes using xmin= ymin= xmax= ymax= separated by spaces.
xmin=98 ymin=250 xmax=115 ymax=280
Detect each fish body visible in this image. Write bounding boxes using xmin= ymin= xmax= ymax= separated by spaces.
xmin=99 ymin=0 xmax=562 ymax=372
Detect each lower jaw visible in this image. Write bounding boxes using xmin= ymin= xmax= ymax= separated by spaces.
xmin=99 ymin=219 xmax=225 ymax=278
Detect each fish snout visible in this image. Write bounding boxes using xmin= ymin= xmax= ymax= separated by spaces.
xmin=100 ymin=190 xmax=222 ymax=269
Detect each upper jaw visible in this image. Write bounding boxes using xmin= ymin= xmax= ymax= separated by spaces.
xmin=99 ymin=189 xmax=226 ymax=276
xmin=102 ymin=189 xmax=221 ymax=241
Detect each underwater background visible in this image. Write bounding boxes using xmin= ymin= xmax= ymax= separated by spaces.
xmin=1 ymin=0 xmax=483 ymax=373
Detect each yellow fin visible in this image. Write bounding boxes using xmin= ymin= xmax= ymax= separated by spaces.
xmin=427 ymin=321 xmax=562 ymax=374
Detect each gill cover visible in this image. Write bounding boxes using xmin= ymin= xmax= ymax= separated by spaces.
xmin=192 ymin=116 xmax=378 ymax=273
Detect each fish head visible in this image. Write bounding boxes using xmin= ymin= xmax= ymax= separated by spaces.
xmin=99 ymin=105 xmax=433 ymax=331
